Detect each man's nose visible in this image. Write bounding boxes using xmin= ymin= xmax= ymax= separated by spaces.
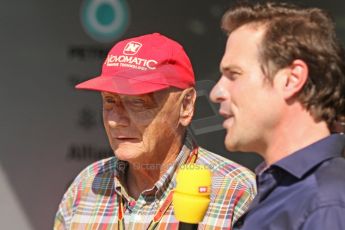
xmin=105 ymin=106 xmax=130 ymax=128
xmin=210 ymin=78 xmax=226 ymax=103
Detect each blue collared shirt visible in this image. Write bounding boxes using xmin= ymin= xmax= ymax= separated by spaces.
xmin=234 ymin=134 xmax=345 ymax=230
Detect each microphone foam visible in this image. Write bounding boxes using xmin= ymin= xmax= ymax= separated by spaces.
xmin=173 ymin=164 xmax=211 ymax=224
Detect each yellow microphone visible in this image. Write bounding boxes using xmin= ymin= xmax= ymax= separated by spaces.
xmin=173 ymin=164 xmax=212 ymax=229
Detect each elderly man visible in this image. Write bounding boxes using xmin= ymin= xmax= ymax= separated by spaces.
xmin=210 ymin=2 xmax=345 ymax=230
xmin=54 ymin=33 xmax=256 ymax=229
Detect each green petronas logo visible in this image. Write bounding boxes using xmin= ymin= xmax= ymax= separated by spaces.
xmin=81 ymin=0 xmax=130 ymax=43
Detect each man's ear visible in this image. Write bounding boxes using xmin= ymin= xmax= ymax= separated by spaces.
xmin=179 ymin=87 xmax=197 ymax=127
xmin=276 ymin=59 xmax=309 ymax=99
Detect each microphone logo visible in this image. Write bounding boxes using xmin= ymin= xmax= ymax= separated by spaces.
xmin=198 ymin=186 xmax=208 ymax=193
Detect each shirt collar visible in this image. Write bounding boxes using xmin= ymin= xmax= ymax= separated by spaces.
xmin=270 ymin=134 xmax=345 ymax=179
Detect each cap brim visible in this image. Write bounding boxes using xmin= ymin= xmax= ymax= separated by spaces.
xmin=75 ymin=75 xmax=170 ymax=95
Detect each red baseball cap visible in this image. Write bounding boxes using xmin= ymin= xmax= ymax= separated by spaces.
xmin=75 ymin=33 xmax=195 ymax=95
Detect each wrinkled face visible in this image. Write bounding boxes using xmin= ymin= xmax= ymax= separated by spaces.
xmin=210 ymin=25 xmax=282 ymax=153
xmin=102 ymin=89 xmax=183 ymax=164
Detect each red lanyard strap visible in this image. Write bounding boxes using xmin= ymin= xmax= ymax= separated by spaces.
xmin=117 ymin=195 xmax=125 ymax=230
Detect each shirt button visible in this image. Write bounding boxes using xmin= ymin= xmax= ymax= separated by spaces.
xmin=129 ymin=201 xmax=136 ymax=207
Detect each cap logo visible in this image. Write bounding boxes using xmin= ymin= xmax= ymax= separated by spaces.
xmin=123 ymin=41 xmax=142 ymax=55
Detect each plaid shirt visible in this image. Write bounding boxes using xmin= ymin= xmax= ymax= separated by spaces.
xmin=54 ymin=136 xmax=256 ymax=230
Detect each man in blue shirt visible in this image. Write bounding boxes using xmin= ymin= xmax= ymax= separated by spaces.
xmin=210 ymin=1 xmax=345 ymax=229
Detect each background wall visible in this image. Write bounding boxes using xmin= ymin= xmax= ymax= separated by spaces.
xmin=1 ymin=0 xmax=344 ymax=229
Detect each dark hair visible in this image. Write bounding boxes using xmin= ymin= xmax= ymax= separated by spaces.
xmin=222 ymin=1 xmax=345 ymax=128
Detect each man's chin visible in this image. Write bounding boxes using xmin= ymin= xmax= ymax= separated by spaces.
xmin=113 ymin=147 xmax=142 ymax=161
xmin=224 ymin=135 xmax=238 ymax=152
xmin=225 ymin=144 xmax=236 ymax=152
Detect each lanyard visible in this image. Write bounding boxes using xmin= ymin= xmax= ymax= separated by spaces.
xmin=117 ymin=147 xmax=199 ymax=230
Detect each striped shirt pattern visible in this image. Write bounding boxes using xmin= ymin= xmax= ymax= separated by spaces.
xmin=54 ymin=136 xmax=256 ymax=230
